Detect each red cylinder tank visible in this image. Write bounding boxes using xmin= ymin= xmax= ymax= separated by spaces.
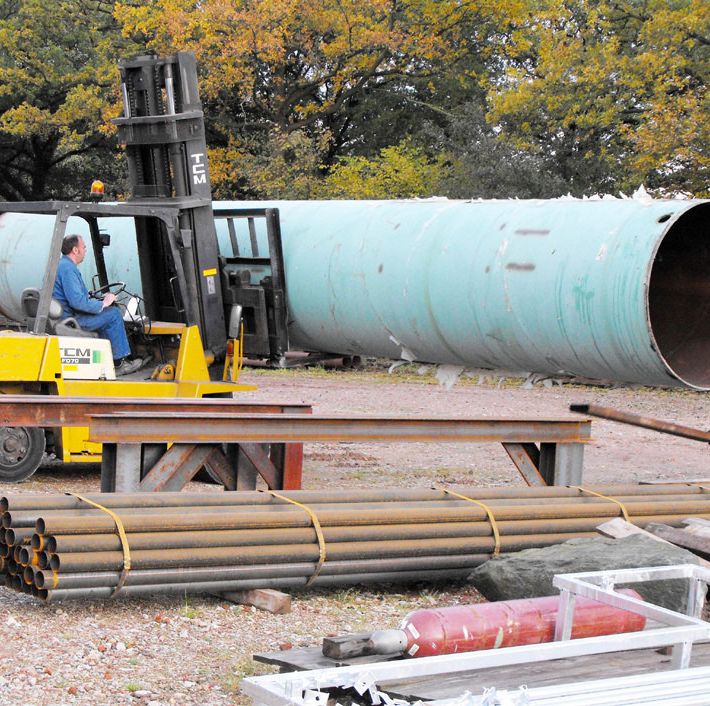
xmin=398 ymin=589 xmax=645 ymax=657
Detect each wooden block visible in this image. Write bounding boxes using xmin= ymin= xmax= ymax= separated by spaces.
xmin=682 ymin=518 xmax=710 ymax=535
xmin=322 ymin=632 xmax=374 ymax=659
xmin=645 ymin=523 xmax=710 ymax=559
xmin=682 ymin=525 xmax=710 ymax=539
xmin=596 ymin=518 xmax=671 ymax=544
xmin=598 ymin=519 xmax=710 ymax=567
xmin=220 ymin=588 xmax=291 ymax=614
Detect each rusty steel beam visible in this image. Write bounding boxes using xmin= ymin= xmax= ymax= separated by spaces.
xmin=0 ymin=395 xmax=311 ymax=491
xmin=88 ymin=413 xmax=591 ymax=444
xmin=0 ymin=395 xmax=311 ymax=427
xmin=570 ymin=403 xmax=710 ymax=443
xmin=94 ymin=414 xmax=591 ymax=490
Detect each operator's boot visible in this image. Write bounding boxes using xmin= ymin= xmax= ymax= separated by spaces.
xmin=114 ymin=357 xmax=144 ymax=376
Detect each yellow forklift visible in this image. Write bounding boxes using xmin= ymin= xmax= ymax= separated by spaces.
xmin=0 ymin=53 xmax=289 ymax=481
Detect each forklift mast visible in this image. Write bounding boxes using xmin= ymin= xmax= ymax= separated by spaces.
xmin=113 ymin=52 xmax=226 ymax=356
xmin=113 ymin=52 xmax=289 ymax=362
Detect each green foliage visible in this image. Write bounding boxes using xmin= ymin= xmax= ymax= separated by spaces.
xmin=421 ymin=101 xmax=569 ymax=198
xmin=489 ymin=0 xmax=709 ymax=197
xmin=210 ymin=128 xmax=329 ymax=199
xmin=0 ymin=0 xmax=704 ymax=201
xmin=0 ymin=0 xmax=137 ymax=200
xmin=317 ymin=142 xmax=445 ymax=199
xmin=115 ymin=0 xmax=515 ymax=197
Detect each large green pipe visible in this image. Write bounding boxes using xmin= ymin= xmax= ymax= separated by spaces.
xmin=0 ymin=199 xmax=708 ymax=387
xmin=220 ymin=199 xmax=710 ymax=389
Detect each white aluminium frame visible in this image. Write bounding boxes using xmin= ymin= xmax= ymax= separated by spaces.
xmin=241 ymin=564 xmax=710 ymax=706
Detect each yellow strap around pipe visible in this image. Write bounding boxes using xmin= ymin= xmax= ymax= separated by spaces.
xmin=572 ymin=486 xmax=631 ymax=522
xmin=67 ymin=493 xmax=131 ymax=596
xmin=263 ymin=490 xmax=326 ymax=586
xmin=438 ymin=487 xmax=502 ymax=557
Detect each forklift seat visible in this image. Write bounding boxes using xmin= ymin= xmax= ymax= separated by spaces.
xmin=21 ymin=288 xmax=99 ymax=338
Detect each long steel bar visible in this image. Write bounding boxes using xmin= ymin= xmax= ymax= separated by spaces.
xmin=570 ymin=403 xmax=710 ymax=443
xmin=88 ymin=413 xmax=591 ymax=443
xmin=33 ymin=498 xmax=710 ymax=535
xmin=6 ymin=495 xmax=709 ymax=533
xmin=0 ymin=395 xmax=313 ymax=491
xmin=34 ymin=555 xmax=492 ymax=589
xmin=0 ymin=395 xmax=311 ymax=427
xmin=45 ymin=532 xmax=592 ymax=573
xmin=37 ymin=569 xmax=474 ymax=602
xmin=38 ymin=511 xmax=708 ymax=553
xmin=4 ymin=483 xmax=706 ymax=512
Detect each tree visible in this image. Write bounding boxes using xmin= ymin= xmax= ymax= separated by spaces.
xmin=0 ymin=0 xmax=137 ymax=200
xmin=115 ymin=0 xmax=520 ymax=197
xmin=488 ymin=0 xmax=709 ymax=197
xmin=420 ymin=101 xmax=569 ymax=198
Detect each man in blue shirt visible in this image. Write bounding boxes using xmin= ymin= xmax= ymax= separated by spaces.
xmin=53 ymin=234 xmax=142 ymax=376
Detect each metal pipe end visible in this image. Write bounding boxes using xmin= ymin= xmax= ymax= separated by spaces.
xmin=38 ymin=551 xmax=52 ymax=570
xmin=22 ymin=566 xmax=34 ymax=585
xmin=649 ymin=202 xmax=710 ymax=389
xmin=18 ymin=546 xmax=31 ymax=565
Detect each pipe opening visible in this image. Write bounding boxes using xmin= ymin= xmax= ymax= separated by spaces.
xmin=649 ymin=203 xmax=710 ymax=389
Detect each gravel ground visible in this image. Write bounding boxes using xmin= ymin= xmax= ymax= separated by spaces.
xmin=0 ymin=364 xmax=708 ymax=705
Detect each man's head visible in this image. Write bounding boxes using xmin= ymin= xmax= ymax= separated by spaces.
xmin=62 ymin=234 xmax=87 ymax=264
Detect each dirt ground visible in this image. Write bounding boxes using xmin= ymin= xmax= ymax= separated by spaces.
xmin=0 ymin=365 xmax=708 ymax=705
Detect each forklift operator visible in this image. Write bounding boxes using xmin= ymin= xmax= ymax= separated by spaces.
xmin=52 ymin=234 xmax=142 ymax=376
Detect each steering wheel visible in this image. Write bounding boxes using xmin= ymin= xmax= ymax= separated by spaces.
xmin=90 ymin=281 xmax=126 ymax=299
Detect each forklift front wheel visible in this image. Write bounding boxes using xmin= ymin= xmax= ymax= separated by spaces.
xmin=0 ymin=426 xmax=46 ymax=483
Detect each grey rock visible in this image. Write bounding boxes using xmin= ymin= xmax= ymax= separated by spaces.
xmin=469 ymin=535 xmax=700 ymax=612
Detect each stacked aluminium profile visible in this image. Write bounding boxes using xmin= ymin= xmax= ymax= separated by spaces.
xmin=2 ymin=485 xmax=710 ymax=602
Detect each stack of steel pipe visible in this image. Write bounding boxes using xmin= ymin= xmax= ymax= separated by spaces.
xmin=2 ymin=484 xmax=710 ymax=602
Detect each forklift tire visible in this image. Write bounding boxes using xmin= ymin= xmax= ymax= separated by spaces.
xmin=0 ymin=426 xmax=46 ymax=483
